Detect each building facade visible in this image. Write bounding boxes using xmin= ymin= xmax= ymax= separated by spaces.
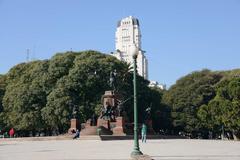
xmin=112 ymin=16 xmax=148 ymax=79
xmin=149 ymin=81 xmax=166 ymax=90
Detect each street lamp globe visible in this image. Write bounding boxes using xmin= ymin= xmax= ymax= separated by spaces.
xmin=130 ymin=44 xmax=138 ymax=59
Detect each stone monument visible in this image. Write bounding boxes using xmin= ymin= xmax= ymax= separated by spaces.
xmin=79 ymin=70 xmax=131 ymax=136
xmin=97 ymin=90 xmax=126 ymax=135
xmin=68 ymin=105 xmax=80 ymax=134
xmin=97 ymin=70 xmax=127 ymax=135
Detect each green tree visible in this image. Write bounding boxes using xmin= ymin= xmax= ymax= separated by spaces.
xmin=163 ymin=69 xmax=223 ymax=135
xmin=0 ymin=75 xmax=6 ymax=129
xmin=0 ymin=75 xmax=6 ymax=112
xmin=149 ymin=87 xmax=172 ymax=133
xmin=198 ymin=78 xmax=240 ymax=139
xmin=2 ymin=61 xmax=49 ymax=135
xmin=2 ymin=50 xmax=144 ymax=135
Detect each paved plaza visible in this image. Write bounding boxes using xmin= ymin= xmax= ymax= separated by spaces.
xmin=0 ymin=139 xmax=240 ymax=160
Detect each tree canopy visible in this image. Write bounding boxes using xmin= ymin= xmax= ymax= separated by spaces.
xmin=163 ymin=69 xmax=240 ymax=139
xmin=0 ymin=51 xmax=162 ymax=136
xmin=1 ymin=50 xmax=239 ymax=139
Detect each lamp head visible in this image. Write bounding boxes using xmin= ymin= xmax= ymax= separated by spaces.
xmin=130 ymin=44 xmax=138 ymax=59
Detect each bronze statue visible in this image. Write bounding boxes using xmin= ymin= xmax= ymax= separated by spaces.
xmin=109 ymin=70 xmax=117 ymax=91
xmin=100 ymin=102 xmax=114 ymax=121
xmin=91 ymin=113 xmax=97 ymax=126
xmin=72 ymin=105 xmax=77 ymax=119
xmin=144 ymin=106 xmax=151 ymax=121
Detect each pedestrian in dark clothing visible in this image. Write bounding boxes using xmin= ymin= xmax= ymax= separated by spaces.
xmin=73 ymin=129 xmax=80 ymax=139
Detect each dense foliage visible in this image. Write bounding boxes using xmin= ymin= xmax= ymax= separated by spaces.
xmin=162 ymin=69 xmax=240 ymax=139
xmin=0 ymin=50 xmax=239 ymax=140
xmin=198 ymin=77 xmax=240 ymax=139
xmin=0 ymin=75 xmax=6 ymax=129
xmin=0 ymin=51 xmax=163 ymax=136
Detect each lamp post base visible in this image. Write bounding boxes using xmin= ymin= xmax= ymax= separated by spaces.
xmin=131 ymin=150 xmax=143 ymax=157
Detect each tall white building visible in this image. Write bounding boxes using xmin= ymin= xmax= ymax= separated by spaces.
xmin=112 ymin=16 xmax=148 ymax=79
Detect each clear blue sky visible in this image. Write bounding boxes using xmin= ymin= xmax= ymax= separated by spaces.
xmin=0 ymin=0 xmax=240 ymax=87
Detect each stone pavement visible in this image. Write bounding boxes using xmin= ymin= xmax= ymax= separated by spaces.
xmin=0 ymin=139 xmax=239 ymax=160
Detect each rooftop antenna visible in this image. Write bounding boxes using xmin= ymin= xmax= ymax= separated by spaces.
xmin=26 ymin=49 xmax=30 ymax=62
xmin=31 ymin=45 xmax=36 ymax=61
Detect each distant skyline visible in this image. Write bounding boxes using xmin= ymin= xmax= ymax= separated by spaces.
xmin=0 ymin=0 xmax=240 ymax=87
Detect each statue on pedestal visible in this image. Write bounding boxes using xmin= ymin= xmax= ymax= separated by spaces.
xmin=100 ymin=101 xmax=115 ymax=121
xmin=109 ymin=69 xmax=117 ymax=91
xmin=96 ymin=69 xmax=129 ymax=135
xmin=144 ymin=106 xmax=151 ymax=121
xmin=72 ymin=105 xmax=77 ymax=119
xmin=68 ymin=105 xmax=80 ymax=134
xmin=91 ymin=113 xmax=97 ymax=126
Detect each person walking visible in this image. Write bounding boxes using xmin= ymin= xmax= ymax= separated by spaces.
xmin=9 ymin=128 xmax=15 ymax=138
xmin=73 ymin=129 xmax=80 ymax=139
xmin=141 ymin=123 xmax=147 ymax=143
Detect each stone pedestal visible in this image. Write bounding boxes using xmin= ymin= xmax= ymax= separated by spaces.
xmin=80 ymin=119 xmax=98 ymax=135
xmin=97 ymin=118 xmax=110 ymax=129
xmin=102 ymin=91 xmax=116 ymax=107
xmin=68 ymin=118 xmax=79 ymax=134
xmin=113 ymin=117 xmax=126 ymax=135
xmin=80 ymin=126 xmax=98 ymax=135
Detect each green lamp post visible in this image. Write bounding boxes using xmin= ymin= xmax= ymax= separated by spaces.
xmin=130 ymin=44 xmax=143 ymax=157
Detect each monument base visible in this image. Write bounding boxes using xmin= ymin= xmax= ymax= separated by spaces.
xmin=97 ymin=117 xmax=127 ymax=135
xmin=113 ymin=117 xmax=126 ymax=135
xmin=97 ymin=118 xmax=110 ymax=129
xmin=68 ymin=118 xmax=80 ymax=134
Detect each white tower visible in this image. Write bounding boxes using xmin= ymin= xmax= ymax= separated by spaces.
xmin=113 ymin=16 xmax=148 ymax=79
